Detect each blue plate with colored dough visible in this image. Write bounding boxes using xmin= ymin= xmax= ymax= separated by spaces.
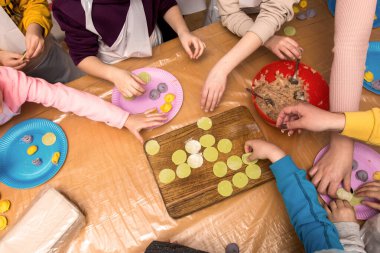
xmin=0 ymin=118 xmax=68 ymax=189
xmin=364 ymin=42 xmax=380 ymax=95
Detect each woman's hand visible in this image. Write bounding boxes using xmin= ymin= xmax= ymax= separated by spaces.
xmin=178 ymin=31 xmax=206 ymax=60
xmin=111 ymin=68 xmax=146 ymax=98
xmin=355 ymin=181 xmax=380 ymax=210
xmin=25 ymin=23 xmax=45 ymax=59
xmin=0 ymin=51 xmax=26 ymax=69
xmin=201 ymin=67 xmax=227 ymax=112
xmin=264 ymin=35 xmax=302 ymax=60
xmin=244 ymin=139 xmax=286 ymax=163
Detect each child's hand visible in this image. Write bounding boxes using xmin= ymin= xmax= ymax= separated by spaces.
xmin=355 ymin=181 xmax=380 ymax=210
xmin=276 ymin=103 xmax=346 ymax=134
xmin=178 ymin=32 xmax=206 ymax=60
xmin=111 ymin=68 xmax=145 ymax=98
xmin=201 ymin=68 xmax=227 ymax=112
xmin=124 ymin=111 xmax=167 ymax=143
xmin=244 ymin=139 xmax=286 ymax=163
xmin=25 ymin=23 xmax=45 ymax=59
xmin=0 ymin=50 xmax=27 ymax=69
xmin=324 ymin=200 xmax=357 ymax=223
xmin=264 ymin=35 xmax=303 ymax=60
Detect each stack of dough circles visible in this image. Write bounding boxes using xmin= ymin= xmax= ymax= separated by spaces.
xmin=199 ymin=134 xmax=215 ymax=147
xmin=197 ymin=117 xmax=212 ymax=130
xmin=217 ymin=139 xmax=233 ymax=154
xmin=213 ymin=161 xmax=227 ymax=177
xmin=227 ymin=155 xmax=243 ymax=170
xmin=242 ymin=153 xmax=258 ymax=164
xmin=172 ymin=150 xmax=187 ymax=165
xmin=232 ymin=172 xmax=249 ymax=188
xmin=217 ymin=180 xmax=233 ymax=197
xmin=203 ymin=147 xmax=219 ymax=162
xmin=176 ymin=163 xmax=192 ymax=178
xmin=159 ymin=169 xmax=176 ymax=184
xmin=245 ymin=164 xmax=261 ymax=179
xmin=145 ymin=140 xmax=160 ymax=156
xmin=185 ymin=140 xmax=201 ymax=154
xmin=187 ymin=154 xmax=203 ymax=168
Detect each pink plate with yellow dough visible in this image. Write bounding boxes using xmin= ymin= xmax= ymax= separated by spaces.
xmin=112 ymin=67 xmax=184 ymax=124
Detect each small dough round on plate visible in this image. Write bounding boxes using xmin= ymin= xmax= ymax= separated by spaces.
xmin=160 ymin=103 xmax=173 ymax=113
xmin=197 ymin=117 xmax=212 ymax=130
xmin=27 ymin=145 xmax=38 ymax=155
xmin=0 ymin=215 xmax=7 ymax=230
xmin=138 ymin=72 xmax=151 ymax=84
xmin=336 ymin=188 xmax=353 ymax=202
xmin=242 ymin=153 xmax=258 ymax=165
xmin=203 ymin=147 xmax=219 ymax=162
xmin=245 ymin=164 xmax=261 ymax=179
xmin=217 ymin=139 xmax=233 ymax=154
xmin=0 ymin=200 xmax=11 ymax=213
xmin=199 ymin=134 xmax=215 ymax=147
xmin=176 ymin=163 xmax=191 ymax=178
xmin=159 ymin=168 xmax=176 ymax=184
xmin=373 ymin=171 xmax=380 ymax=181
xmin=185 ymin=140 xmax=201 ymax=154
xmin=145 ymin=140 xmax=160 ymax=155
xmin=227 ymin=155 xmax=243 ymax=170
xmin=42 ymin=132 xmax=56 ymax=146
xmin=164 ymin=93 xmax=176 ymax=103
xmin=232 ymin=172 xmax=249 ymax=189
xmin=217 ymin=180 xmax=233 ymax=197
xmin=172 ymin=150 xmax=187 ymax=165
xmin=187 ymin=154 xmax=203 ymax=169
xmin=213 ymin=161 xmax=227 ymax=177
xmin=157 ymin=83 xmax=168 ymax=93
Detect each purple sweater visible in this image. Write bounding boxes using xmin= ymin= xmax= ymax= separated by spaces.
xmin=52 ymin=0 xmax=177 ymax=65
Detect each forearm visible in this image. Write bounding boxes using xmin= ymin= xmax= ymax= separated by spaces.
xmin=20 ymin=0 xmax=52 ymax=36
xmin=77 ymin=56 xmax=120 ymax=83
xmin=163 ymin=6 xmax=190 ymax=36
xmin=334 ymin=222 xmax=366 ymax=253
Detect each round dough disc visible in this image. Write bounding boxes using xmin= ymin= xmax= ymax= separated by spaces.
xmin=0 ymin=215 xmax=7 ymax=230
xmin=159 ymin=169 xmax=176 ymax=184
xmin=187 ymin=154 xmax=204 ymax=169
xmin=245 ymin=164 xmax=261 ymax=179
xmin=176 ymin=163 xmax=191 ymax=179
xmin=336 ymin=188 xmax=353 ymax=202
xmin=42 ymin=132 xmax=56 ymax=146
xmin=145 ymin=140 xmax=160 ymax=156
xmin=197 ymin=117 xmax=212 ymax=130
xmin=185 ymin=140 xmax=201 ymax=154
xmin=0 ymin=200 xmax=10 ymax=213
xmin=217 ymin=139 xmax=233 ymax=154
xmin=138 ymin=72 xmax=151 ymax=84
xmin=232 ymin=172 xmax=249 ymax=189
xmin=242 ymin=153 xmax=258 ymax=164
xmin=199 ymin=134 xmax=215 ymax=147
xmin=213 ymin=161 xmax=228 ymax=178
xmin=203 ymin=147 xmax=219 ymax=162
xmin=217 ymin=180 xmax=233 ymax=197
xmin=172 ymin=150 xmax=187 ymax=165
xmin=227 ymin=155 xmax=243 ymax=170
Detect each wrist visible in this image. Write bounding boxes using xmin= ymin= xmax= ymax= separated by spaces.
xmin=177 ymin=29 xmax=190 ymax=37
xmin=330 ymin=113 xmax=346 ymax=132
xmin=268 ymin=148 xmax=286 ymax=163
xmin=26 ymin=23 xmax=44 ymax=36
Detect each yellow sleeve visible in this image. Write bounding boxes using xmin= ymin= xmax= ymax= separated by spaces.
xmin=341 ymin=108 xmax=380 ymax=146
xmin=19 ymin=0 xmax=52 ymax=37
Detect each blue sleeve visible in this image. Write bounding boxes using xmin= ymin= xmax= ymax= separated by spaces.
xmin=270 ymin=156 xmax=344 ymax=253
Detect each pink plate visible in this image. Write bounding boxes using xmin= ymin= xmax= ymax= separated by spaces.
xmin=112 ymin=67 xmax=184 ymax=124
xmin=314 ymin=142 xmax=380 ymax=220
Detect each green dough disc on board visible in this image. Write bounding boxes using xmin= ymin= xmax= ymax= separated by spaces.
xmin=217 ymin=139 xmax=233 ymax=154
xmin=213 ymin=161 xmax=228 ymax=178
xmin=145 ymin=140 xmax=160 ymax=156
xmin=159 ymin=169 xmax=176 ymax=184
xmin=199 ymin=134 xmax=215 ymax=147
xmin=232 ymin=172 xmax=249 ymax=188
xmin=176 ymin=163 xmax=191 ymax=178
xmin=242 ymin=153 xmax=258 ymax=164
xmin=217 ymin=180 xmax=233 ymax=197
xmin=203 ymin=147 xmax=219 ymax=162
xmin=172 ymin=150 xmax=187 ymax=165
xmin=197 ymin=117 xmax=212 ymax=130
xmin=227 ymin=155 xmax=243 ymax=170
xmin=245 ymin=164 xmax=262 ymax=180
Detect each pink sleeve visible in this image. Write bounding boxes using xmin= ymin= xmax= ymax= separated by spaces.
xmin=329 ymin=0 xmax=377 ymax=112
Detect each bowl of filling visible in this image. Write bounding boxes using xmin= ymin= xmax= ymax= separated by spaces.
xmin=251 ymin=60 xmax=330 ymax=126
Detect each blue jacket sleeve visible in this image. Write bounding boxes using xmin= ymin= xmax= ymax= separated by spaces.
xmin=270 ymin=156 xmax=344 ymax=253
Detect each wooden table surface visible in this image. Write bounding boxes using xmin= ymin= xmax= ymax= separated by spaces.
xmin=1 ymin=1 xmax=379 ymax=252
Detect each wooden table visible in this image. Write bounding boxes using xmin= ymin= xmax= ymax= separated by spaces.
xmin=1 ymin=1 xmax=379 ymax=252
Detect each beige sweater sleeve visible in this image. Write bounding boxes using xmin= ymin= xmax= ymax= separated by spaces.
xmin=217 ymin=0 xmax=298 ymax=43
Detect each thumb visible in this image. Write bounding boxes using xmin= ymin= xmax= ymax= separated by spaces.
xmin=343 ymin=173 xmax=351 ymax=193
xmin=285 ymin=118 xmax=304 ymax=130
xmin=248 ymin=152 xmax=259 ymax=162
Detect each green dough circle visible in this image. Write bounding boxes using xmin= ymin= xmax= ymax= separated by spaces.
xmin=336 ymin=188 xmax=353 ymax=202
xmin=203 ymin=147 xmax=219 ymax=162
xmin=217 ymin=139 xmax=233 ymax=154
xmin=197 ymin=117 xmax=212 ymax=130
xmin=138 ymin=72 xmax=151 ymax=84
xmin=187 ymin=154 xmax=203 ymax=169
xmin=199 ymin=134 xmax=215 ymax=147
xmin=217 ymin=180 xmax=233 ymax=197
xmin=284 ymin=26 xmax=296 ymax=36
xmin=213 ymin=161 xmax=228 ymax=178
xmin=242 ymin=153 xmax=258 ymax=165
xmin=227 ymin=155 xmax=243 ymax=170
xmin=232 ymin=172 xmax=249 ymax=189
xmin=172 ymin=150 xmax=187 ymax=165
xmin=159 ymin=169 xmax=176 ymax=184
xmin=245 ymin=164 xmax=262 ymax=180
xmin=176 ymin=163 xmax=191 ymax=179
xmin=145 ymin=140 xmax=160 ymax=156
xmin=350 ymin=195 xmax=363 ymax=206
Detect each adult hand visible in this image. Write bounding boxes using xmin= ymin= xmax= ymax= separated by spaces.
xmin=201 ymin=67 xmax=227 ymax=112
xmin=178 ymin=31 xmax=206 ymax=60
xmin=355 ymin=181 xmax=380 ymax=210
xmin=25 ymin=23 xmax=45 ymax=59
xmin=309 ymin=134 xmax=353 ymax=197
xmin=111 ymin=68 xmax=146 ymax=98
xmin=264 ymin=35 xmax=303 ymax=60
xmin=244 ymin=139 xmax=286 ymax=163
xmin=0 ymin=51 xmax=27 ymax=69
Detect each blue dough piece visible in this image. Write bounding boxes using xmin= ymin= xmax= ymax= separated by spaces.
xmin=225 ymin=243 xmax=239 ymax=253
xmin=306 ymin=8 xmax=317 ymax=18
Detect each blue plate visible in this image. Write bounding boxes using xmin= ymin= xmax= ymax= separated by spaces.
xmin=0 ymin=118 xmax=68 ymax=189
xmin=364 ymin=42 xmax=380 ymax=95
xmin=328 ymin=0 xmax=380 ymax=28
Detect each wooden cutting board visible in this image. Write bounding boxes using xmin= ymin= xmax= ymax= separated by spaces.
xmin=145 ymin=106 xmax=274 ymax=218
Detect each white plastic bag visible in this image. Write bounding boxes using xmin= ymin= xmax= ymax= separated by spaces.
xmin=360 ymin=213 xmax=380 ymax=253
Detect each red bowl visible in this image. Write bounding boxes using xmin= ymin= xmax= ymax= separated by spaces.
xmin=252 ymin=60 xmax=330 ymax=126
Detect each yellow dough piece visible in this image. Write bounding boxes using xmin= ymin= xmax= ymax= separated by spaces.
xmin=299 ymin=0 xmax=307 ymax=8
xmin=185 ymin=140 xmax=201 ymax=154
xmin=172 ymin=150 xmax=187 ymax=165
xmin=27 ymin=145 xmax=38 ymax=155
xmin=51 ymin=152 xmax=61 ymax=165
xmin=336 ymin=188 xmax=353 ymax=202
xmin=199 ymin=134 xmax=215 ymax=147
xmin=364 ymin=71 xmax=374 ymax=83
xmin=123 ymin=95 xmax=135 ymax=101
xmin=227 ymin=155 xmax=243 ymax=170
xmin=160 ymin=103 xmax=173 ymax=113
xmin=159 ymin=168 xmax=176 ymax=184
xmin=217 ymin=180 xmax=233 ymax=197
xmin=373 ymin=171 xmax=380 ymax=181
xmin=350 ymin=195 xmax=363 ymax=206
xmin=145 ymin=140 xmax=160 ymax=156
xmin=42 ymin=132 xmax=56 ymax=146
xmin=232 ymin=172 xmax=249 ymax=189
xmin=0 ymin=215 xmax=7 ymax=230
xmin=245 ymin=164 xmax=262 ymax=180
xmin=213 ymin=161 xmax=228 ymax=178
xmin=203 ymin=147 xmax=219 ymax=162
xmin=176 ymin=163 xmax=191 ymax=179
xmin=293 ymin=5 xmax=300 ymax=14
xmin=164 ymin=93 xmax=176 ymax=103
xmin=187 ymin=154 xmax=204 ymax=169
xmin=242 ymin=153 xmax=258 ymax=165
xmin=138 ymin=72 xmax=151 ymax=84
xmin=217 ymin=139 xmax=233 ymax=154
xmin=0 ymin=200 xmax=11 ymax=213
xmin=375 ymin=14 xmax=378 ymax=20
xmin=197 ymin=117 xmax=212 ymax=130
